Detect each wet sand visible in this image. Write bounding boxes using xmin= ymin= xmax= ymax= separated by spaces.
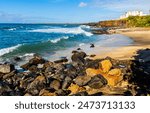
xmin=94 ymin=30 xmax=150 ymax=60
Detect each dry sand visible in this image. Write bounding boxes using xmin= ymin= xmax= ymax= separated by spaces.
xmin=94 ymin=30 xmax=150 ymax=60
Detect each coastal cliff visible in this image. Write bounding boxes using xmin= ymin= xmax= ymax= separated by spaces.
xmin=88 ymin=15 xmax=150 ymax=28
xmin=87 ymin=15 xmax=150 ymax=34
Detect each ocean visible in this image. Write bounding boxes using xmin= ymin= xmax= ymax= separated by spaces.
xmin=0 ymin=24 xmax=133 ymax=66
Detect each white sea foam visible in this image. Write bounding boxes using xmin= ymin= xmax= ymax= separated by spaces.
xmin=20 ymin=53 xmax=35 ymax=58
xmin=63 ymin=36 xmax=69 ymax=39
xmin=50 ymin=36 xmax=69 ymax=43
xmin=79 ymin=25 xmax=91 ymax=29
xmin=8 ymin=28 xmax=16 ymax=31
xmin=30 ymin=26 xmax=93 ymax=36
xmin=79 ymin=43 xmax=85 ymax=47
xmin=0 ymin=44 xmax=21 ymax=56
xmin=51 ymin=38 xmax=61 ymax=43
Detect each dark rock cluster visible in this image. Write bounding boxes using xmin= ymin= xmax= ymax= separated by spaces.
xmin=0 ymin=49 xmax=150 ymax=96
xmin=128 ymin=49 xmax=150 ymax=95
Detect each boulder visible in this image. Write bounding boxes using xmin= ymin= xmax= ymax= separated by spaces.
xmin=0 ymin=73 xmax=4 ymax=79
xmin=14 ymin=56 xmax=21 ymax=61
xmin=71 ymin=51 xmax=86 ymax=64
xmin=55 ymin=89 xmax=71 ymax=96
xmin=28 ymin=65 xmax=38 ymax=72
xmin=50 ymin=80 xmax=61 ymax=90
xmin=21 ymin=63 xmax=31 ymax=70
xmin=89 ymin=92 xmax=103 ymax=96
xmin=101 ymin=68 xmax=123 ymax=86
xmin=85 ymin=59 xmax=100 ymax=69
xmin=29 ymin=56 xmax=46 ymax=65
xmin=86 ymin=68 xmax=102 ymax=77
xmin=24 ymin=93 xmax=32 ymax=96
xmin=52 ymin=74 xmax=66 ymax=81
xmin=53 ymin=64 xmax=65 ymax=71
xmin=54 ymin=58 xmax=68 ymax=63
xmin=21 ymin=56 xmax=46 ymax=70
xmin=0 ymin=64 xmax=15 ymax=74
xmin=65 ymin=64 xmax=77 ymax=76
xmin=89 ymin=54 xmax=96 ymax=57
xmin=62 ymin=76 xmax=72 ymax=89
xmin=72 ymin=50 xmax=78 ymax=54
xmin=43 ymin=61 xmax=53 ymax=69
xmin=68 ymin=83 xmax=86 ymax=94
xmin=26 ymin=75 xmax=46 ymax=95
xmin=0 ymin=81 xmax=12 ymax=96
xmin=45 ymin=67 xmax=55 ymax=73
xmin=2 ymin=70 xmax=16 ymax=79
xmin=71 ymin=91 xmax=88 ymax=96
xmin=104 ymin=75 xmax=123 ymax=86
xmin=39 ymin=89 xmax=56 ymax=96
xmin=37 ymin=64 xmax=44 ymax=69
xmin=108 ymin=69 xmax=122 ymax=76
xmin=88 ymin=75 xmax=107 ymax=89
xmin=100 ymin=60 xmax=112 ymax=73
xmin=19 ymin=80 xmax=28 ymax=89
xmin=90 ymin=44 xmax=95 ymax=48
xmin=74 ymin=75 xmax=91 ymax=86
xmin=77 ymin=48 xmax=81 ymax=50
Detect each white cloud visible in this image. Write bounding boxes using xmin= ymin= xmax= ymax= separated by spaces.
xmin=79 ymin=2 xmax=87 ymax=7
xmin=90 ymin=0 xmax=150 ymax=13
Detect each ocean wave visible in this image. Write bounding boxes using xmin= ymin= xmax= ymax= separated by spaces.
xmin=50 ymin=36 xmax=69 ymax=43
xmin=0 ymin=44 xmax=21 ymax=56
xmin=79 ymin=25 xmax=91 ymax=29
xmin=19 ymin=53 xmax=35 ymax=58
xmin=8 ymin=28 xmax=17 ymax=31
xmin=0 ymin=27 xmax=17 ymax=31
xmin=30 ymin=26 xmax=93 ymax=36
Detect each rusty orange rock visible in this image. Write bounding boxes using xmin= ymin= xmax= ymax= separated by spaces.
xmin=86 ymin=68 xmax=102 ymax=77
xmin=68 ymin=83 xmax=85 ymax=94
xmin=108 ymin=68 xmax=122 ymax=76
xmin=41 ymin=92 xmax=56 ymax=96
xmin=39 ymin=89 xmax=56 ymax=96
xmin=104 ymin=75 xmax=123 ymax=86
xmin=35 ymin=75 xmax=46 ymax=82
xmin=100 ymin=60 xmax=112 ymax=73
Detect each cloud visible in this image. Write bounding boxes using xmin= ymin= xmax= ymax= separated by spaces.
xmin=78 ymin=2 xmax=87 ymax=7
xmin=90 ymin=0 xmax=150 ymax=13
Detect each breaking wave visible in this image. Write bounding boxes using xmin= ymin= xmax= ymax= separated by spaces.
xmin=30 ymin=26 xmax=93 ymax=36
xmin=50 ymin=36 xmax=69 ymax=43
xmin=0 ymin=44 xmax=21 ymax=56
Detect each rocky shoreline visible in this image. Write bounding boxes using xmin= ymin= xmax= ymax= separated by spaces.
xmin=0 ymin=48 xmax=150 ymax=96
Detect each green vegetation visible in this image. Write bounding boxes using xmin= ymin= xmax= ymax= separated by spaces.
xmin=125 ymin=15 xmax=150 ymax=27
xmin=96 ymin=15 xmax=150 ymax=28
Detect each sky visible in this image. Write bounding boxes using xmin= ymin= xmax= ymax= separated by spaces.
xmin=0 ymin=0 xmax=150 ymax=23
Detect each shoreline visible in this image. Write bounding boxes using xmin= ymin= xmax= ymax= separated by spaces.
xmin=93 ymin=29 xmax=150 ymax=60
xmin=0 ymin=27 xmax=150 ymax=96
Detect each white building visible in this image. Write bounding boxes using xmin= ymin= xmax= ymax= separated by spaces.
xmin=120 ymin=11 xmax=144 ymax=19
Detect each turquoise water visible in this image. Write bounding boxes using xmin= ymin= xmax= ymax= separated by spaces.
xmin=0 ymin=24 xmax=133 ymax=63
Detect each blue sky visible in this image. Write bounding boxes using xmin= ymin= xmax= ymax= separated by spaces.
xmin=0 ymin=0 xmax=150 ymax=23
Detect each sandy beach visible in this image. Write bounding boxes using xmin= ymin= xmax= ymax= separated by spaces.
xmin=94 ymin=30 xmax=150 ymax=60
